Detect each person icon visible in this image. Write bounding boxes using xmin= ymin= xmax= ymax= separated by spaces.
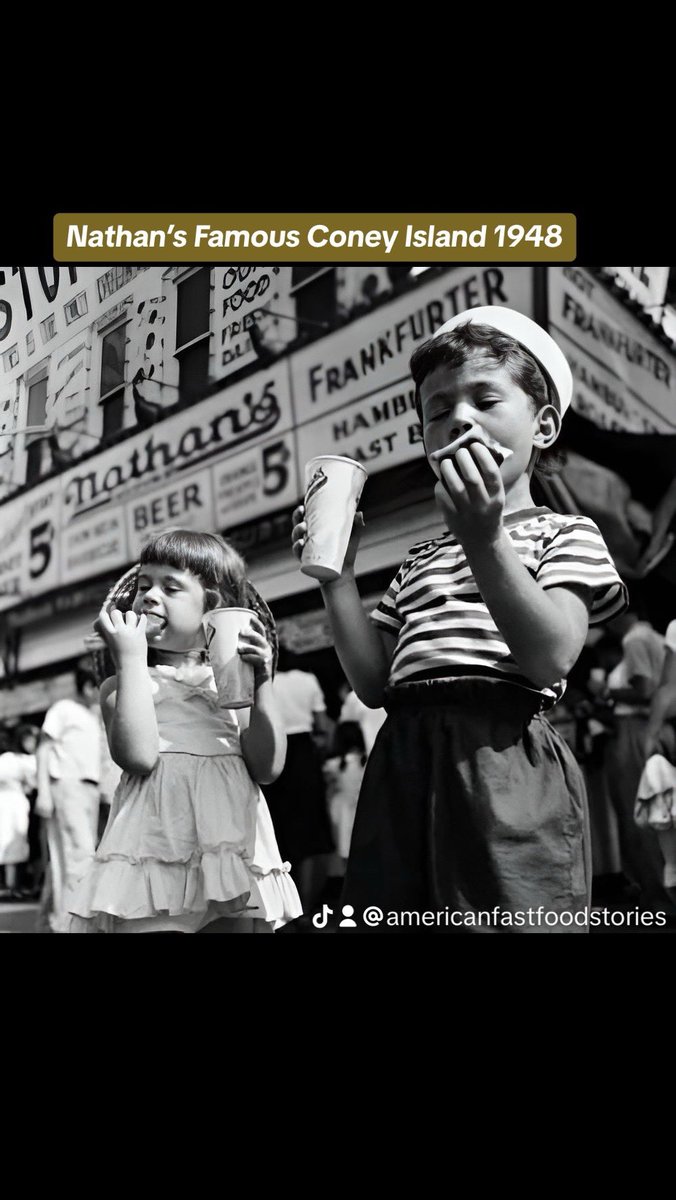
xmin=339 ymin=904 xmax=357 ymax=928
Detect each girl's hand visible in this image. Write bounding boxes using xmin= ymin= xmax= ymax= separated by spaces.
xmin=291 ymin=504 xmax=365 ymax=573
xmin=238 ymin=616 xmax=274 ymax=688
xmin=435 ymin=442 xmax=505 ymax=548
xmin=94 ymin=606 xmax=149 ymax=668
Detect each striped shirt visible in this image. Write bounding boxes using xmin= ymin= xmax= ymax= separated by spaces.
xmin=371 ymin=506 xmax=628 ymax=708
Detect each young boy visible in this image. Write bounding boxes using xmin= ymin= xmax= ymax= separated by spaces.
xmin=292 ymin=307 xmax=628 ymax=932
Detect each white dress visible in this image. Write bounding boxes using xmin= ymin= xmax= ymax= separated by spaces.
xmin=0 ymin=752 xmax=35 ymax=866
xmin=67 ymin=663 xmax=302 ymax=932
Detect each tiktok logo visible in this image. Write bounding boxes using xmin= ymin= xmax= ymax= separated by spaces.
xmin=311 ymin=904 xmax=358 ymax=929
xmin=312 ymin=904 xmax=333 ymax=928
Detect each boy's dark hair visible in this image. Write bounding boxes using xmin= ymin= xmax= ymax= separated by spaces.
xmin=410 ymin=322 xmax=565 ymax=477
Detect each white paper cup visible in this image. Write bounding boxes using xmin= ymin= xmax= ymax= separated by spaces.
xmin=202 ymin=607 xmax=256 ymax=708
xmin=300 ymin=455 xmax=368 ymax=582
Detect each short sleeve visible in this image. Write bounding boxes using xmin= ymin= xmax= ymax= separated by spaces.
xmin=370 ymin=560 xmax=408 ymax=635
xmin=536 ymin=517 xmax=628 ymax=625
xmin=308 ymin=674 xmax=327 ymax=714
xmin=665 ymin=621 xmax=676 ymax=653
xmin=623 ymin=629 xmax=661 ymax=685
xmin=41 ymin=700 xmax=68 ymax=741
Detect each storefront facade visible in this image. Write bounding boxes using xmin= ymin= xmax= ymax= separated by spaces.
xmin=1 ymin=263 xmax=675 ymax=721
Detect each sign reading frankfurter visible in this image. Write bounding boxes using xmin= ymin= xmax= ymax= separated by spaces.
xmin=291 ymin=265 xmax=534 ymax=470
xmin=549 ymin=267 xmax=676 ymax=433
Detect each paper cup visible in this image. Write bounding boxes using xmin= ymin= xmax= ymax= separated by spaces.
xmin=202 ymin=607 xmax=256 ymax=708
xmin=300 ymin=455 xmax=367 ymax=582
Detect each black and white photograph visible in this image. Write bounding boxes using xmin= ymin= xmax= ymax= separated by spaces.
xmin=2 ymin=257 xmax=676 ymax=934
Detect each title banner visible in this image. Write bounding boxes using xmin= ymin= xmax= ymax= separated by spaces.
xmin=54 ymin=212 xmax=576 ymax=262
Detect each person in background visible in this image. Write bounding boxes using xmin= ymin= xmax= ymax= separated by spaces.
xmin=0 ymin=725 xmax=35 ymax=899
xmin=36 ymin=663 xmax=102 ymax=932
xmin=638 ymin=618 xmax=676 ymax=900
xmin=323 ymin=721 xmax=367 ymax=876
xmin=96 ymin=707 xmax=123 ymax=845
xmin=337 ymin=682 xmax=387 ymax=757
xmin=262 ymin=644 xmax=334 ymax=914
xmin=15 ymin=724 xmax=41 ymax=897
xmin=604 ymin=606 xmax=668 ymax=907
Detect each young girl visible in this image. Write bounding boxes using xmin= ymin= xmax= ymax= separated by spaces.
xmin=292 ymin=306 xmax=629 ymax=932
xmin=68 ymin=528 xmax=302 ymax=933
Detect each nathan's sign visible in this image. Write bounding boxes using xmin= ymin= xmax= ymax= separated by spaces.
xmin=62 ymin=363 xmax=293 ymax=519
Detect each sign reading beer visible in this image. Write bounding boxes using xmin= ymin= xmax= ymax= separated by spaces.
xmin=125 ymin=467 xmax=216 ymax=561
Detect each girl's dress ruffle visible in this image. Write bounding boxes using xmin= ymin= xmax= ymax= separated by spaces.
xmin=67 ymin=844 xmax=301 ymax=932
xmin=67 ymin=748 xmax=302 ymax=932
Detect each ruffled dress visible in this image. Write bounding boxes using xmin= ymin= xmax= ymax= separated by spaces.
xmin=67 ymin=662 xmax=302 ymax=932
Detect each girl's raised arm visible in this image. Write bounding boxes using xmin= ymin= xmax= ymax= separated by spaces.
xmin=97 ymin=608 xmax=159 ymax=774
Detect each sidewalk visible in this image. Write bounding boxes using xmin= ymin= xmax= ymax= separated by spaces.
xmin=0 ymin=902 xmax=42 ymax=933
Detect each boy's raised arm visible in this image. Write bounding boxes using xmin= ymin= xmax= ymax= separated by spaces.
xmin=292 ymin=506 xmax=394 ymax=707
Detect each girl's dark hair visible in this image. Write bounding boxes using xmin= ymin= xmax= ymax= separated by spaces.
xmin=89 ymin=528 xmax=278 ymax=684
xmin=334 ymin=721 xmax=366 ymax=770
xmin=410 ymin=322 xmax=565 ymax=478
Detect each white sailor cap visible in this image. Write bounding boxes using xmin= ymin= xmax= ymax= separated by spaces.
xmin=432 ymin=306 xmax=573 ymax=417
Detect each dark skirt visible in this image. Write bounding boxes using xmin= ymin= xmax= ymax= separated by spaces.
xmin=341 ymin=677 xmax=592 ymax=932
xmin=262 ymin=732 xmax=334 ymax=867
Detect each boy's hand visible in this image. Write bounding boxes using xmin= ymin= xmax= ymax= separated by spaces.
xmin=94 ymin=607 xmax=149 ymax=667
xmin=238 ymin=616 xmax=274 ymax=688
xmin=291 ymin=505 xmax=365 ymax=574
xmin=434 ymin=443 xmax=505 ymax=548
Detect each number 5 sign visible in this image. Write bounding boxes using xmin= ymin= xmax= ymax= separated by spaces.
xmin=21 ymin=481 xmax=62 ymax=597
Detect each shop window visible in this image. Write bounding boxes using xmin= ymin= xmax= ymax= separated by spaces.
xmin=97 ymin=266 xmax=148 ymax=304
xmin=64 ymin=291 xmax=89 ymax=325
xmin=178 ymin=338 xmax=210 ymax=405
xmin=27 ymin=376 xmax=47 ymax=428
xmin=2 ymin=344 xmax=19 ymax=372
xmin=291 ymin=266 xmax=337 ymax=331
xmin=25 ymin=437 xmax=47 ymax=485
xmin=102 ymin=390 xmax=125 ymax=440
xmin=99 ymin=322 xmax=127 ymax=438
xmin=40 ymin=314 xmax=57 ymax=344
xmin=175 ymin=268 xmax=210 ymax=404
